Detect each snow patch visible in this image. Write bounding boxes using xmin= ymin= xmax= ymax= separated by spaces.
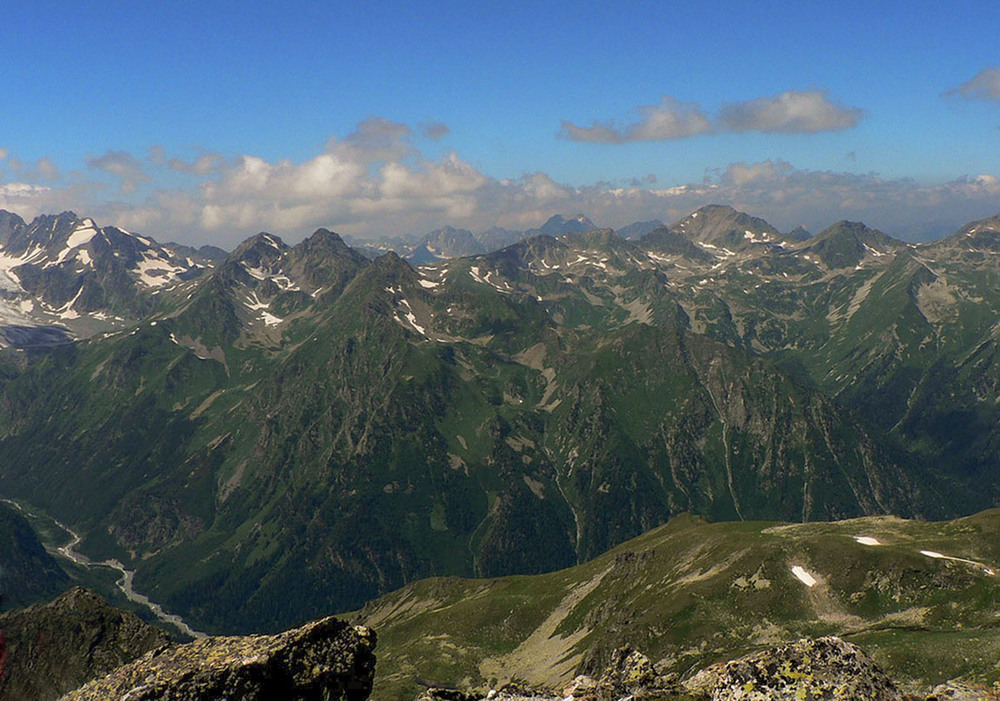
xmin=260 ymin=311 xmax=283 ymax=327
xmin=135 ymin=252 xmax=187 ymax=288
xmin=920 ymin=550 xmax=996 ymax=575
xmin=418 ymin=278 xmax=440 ymax=289
xmin=791 ymin=565 xmax=817 ymax=587
xmin=397 ymin=298 xmax=426 ymax=335
xmin=743 ymin=229 xmax=771 ymax=244
xmin=54 ymin=286 xmax=85 ymax=319
xmin=242 ymin=263 xmax=270 ymax=280
xmin=855 ymin=536 xmax=881 ymax=546
xmin=65 ymin=221 xmax=99 ymax=250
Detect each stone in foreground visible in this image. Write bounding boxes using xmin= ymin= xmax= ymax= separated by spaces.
xmin=61 ymin=616 xmax=376 ymax=701
xmin=687 ymin=636 xmax=899 ymax=700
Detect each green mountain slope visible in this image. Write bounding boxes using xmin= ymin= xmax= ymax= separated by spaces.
xmin=355 ymin=508 xmax=1000 ymax=700
xmin=0 ymin=502 xmax=69 ymax=610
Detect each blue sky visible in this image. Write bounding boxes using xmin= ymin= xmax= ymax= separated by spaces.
xmin=2 ymin=1 xmax=999 ymax=246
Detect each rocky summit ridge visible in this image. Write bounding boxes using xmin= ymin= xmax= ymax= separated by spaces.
xmin=61 ymin=614 xmax=376 ymax=701
xmin=0 ymin=587 xmax=169 ymax=701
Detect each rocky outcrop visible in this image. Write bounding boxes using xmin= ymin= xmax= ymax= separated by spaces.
xmin=61 ymin=615 xmax=376 ymax=700
xmin=926 ymin=681 xmax=1000 ymax=700
xmin=418 ymin=637 xmax=904 ymax=700
xmin=0 ymin=587 xmax=169 ymax=701
xmin=686 ymin=636 xmax=900 ymax=700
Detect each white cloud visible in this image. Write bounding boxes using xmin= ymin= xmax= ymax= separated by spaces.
xmin=560 ymin=96 xmax=713 ymax=143
xmin=562 ymin=90 xmax=861 ymax=142
xmin=168 ymin=152 xmax=226 ymax=175
xmin=718 ymin=90 xmax=863 ymax=133
xmin=1 ymin=118 xmax=997 ymax=246
xmin=329 ymin=116 xmax=416 ymax=163
xmin=945 ymin=66 xmax=1000 ymax=101
xmin=87 ymin=150 xmax=150 ymax=194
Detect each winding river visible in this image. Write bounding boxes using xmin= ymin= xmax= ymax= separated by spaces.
xmin=3 ymin=498 xmax=206 ymax=639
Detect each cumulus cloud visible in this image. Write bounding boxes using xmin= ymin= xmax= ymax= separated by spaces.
xmin=563 ymin=90 xmax=862 ymax=143
xmin=87 ymin=150 xmax=150 ymax=194
xmin=168 ymin=152 xmax=227 ymax=175
xmin=560 ymin=96 xmax=713 ymax=143
xmin=945 ymin=66 xmax=1000 ymax=101
xmin=330 ymin=116 xmax=415 ymax=163
xmin=2 ymin=117 xmax=997 ymax=246
xmin=421 ymin=122 xmax=450 ymax=141
xmin=718 ymin=90 xmax=863 ymax=133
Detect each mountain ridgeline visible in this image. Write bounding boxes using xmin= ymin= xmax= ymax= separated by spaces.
xmin=0 ymin=205 xmax=998 ymax=634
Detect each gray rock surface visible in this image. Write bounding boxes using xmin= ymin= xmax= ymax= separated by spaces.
xmin=61 ymin=615 xmax=376 ymax=700
xmin=686 ymin=636 xmax=900 ymax=700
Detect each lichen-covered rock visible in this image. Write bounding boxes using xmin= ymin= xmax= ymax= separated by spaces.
xmin=0 ymin=587 xmax=169 ymax=701
xmin=592 ymin=646 xmax=685 ymax=700
xmin=61 ymin=616 xmax=376 ymax=700
xmin=686 ymin=636 xmax=899 ymax=700
xmin=926 ymin=681 xmax=1000 ymax=700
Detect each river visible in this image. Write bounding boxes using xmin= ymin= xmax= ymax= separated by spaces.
xmin=2 ymin=497 xmax=206 ymax=639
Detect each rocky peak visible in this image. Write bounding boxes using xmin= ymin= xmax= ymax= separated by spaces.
xmin=942 ymin=214 xmax=1000 ymax=252
xmin=0 ymin=210 xmax=26 ymax=245
xmin=229 ymin=231 xmax=288 ymax=268
xmin=284 ymin=228 xmax=370 ymax=293
xmin=786 ymin=225 xmax=812 ymax=241
xmin=0 ymin=587 xmax=168 ymax=701
xmin=802 ymin=220 xmax=904 ymax=268
xmin=671 ymin=204 xmax=782 ymax=250
xmin=616 ymin=219 xmax=664 ymax=240
xmin=61 ymin=615 xmax=376 ymax=701
xmin=538 ymin=214 xmax=597 ymax=236
xmin=421 ymin=226 xmax=484 ymax=258
xmin=640 ymin=225 xmax=715 ymax=261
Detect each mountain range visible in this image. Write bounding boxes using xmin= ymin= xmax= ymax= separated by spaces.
xmin=0 ymin=204 xmax=998 ymax=636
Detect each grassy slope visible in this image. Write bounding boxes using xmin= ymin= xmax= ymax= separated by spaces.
xmin=354 ymin=509 xmax=1000 ymax=700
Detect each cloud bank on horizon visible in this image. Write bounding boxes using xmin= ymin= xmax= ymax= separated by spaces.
xmin=1 ymin=1 xmax=998 ymax=248
xmin=2 ymin=111 xmax=998 ymax=248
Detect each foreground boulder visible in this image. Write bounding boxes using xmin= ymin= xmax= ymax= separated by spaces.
xmin=61 ymin=616 xmax=376 ymax=700
xmin=686 ymin=636 xmax=900 ymax=700
xmin=0 ymin=587 xmax=169 ymax=701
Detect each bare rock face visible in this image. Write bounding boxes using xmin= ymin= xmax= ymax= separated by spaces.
xmin=0 ymin=587 xmax=169 ymax=701
xmin=61 ymin=616 xmax=376 ymax=701
xmin=686 ymin=636 xmax=900 ymax=700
